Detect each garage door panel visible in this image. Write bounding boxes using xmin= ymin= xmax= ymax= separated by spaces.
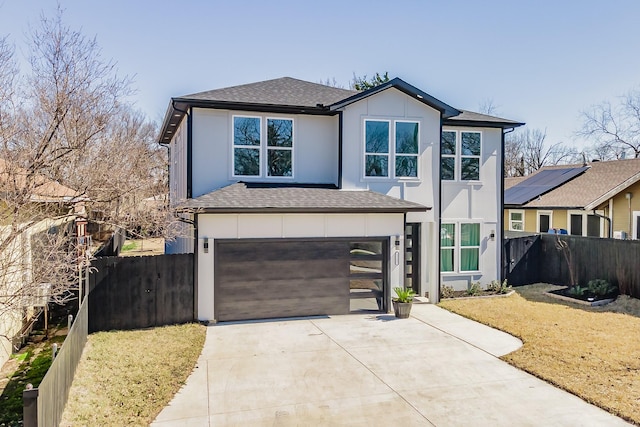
xmin=217 ymin=258 xmax=350 ymax=281
xmin=219 ymin=278 xmax=350 ymax=301
xmin=218 ymin=240 xmax=347 ymax=262
xmin=217 ymin=295 xmax=348 ymax=322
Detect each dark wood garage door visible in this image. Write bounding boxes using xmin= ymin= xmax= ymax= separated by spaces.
xmin=214 ymin=239 xmax=351 ymax=322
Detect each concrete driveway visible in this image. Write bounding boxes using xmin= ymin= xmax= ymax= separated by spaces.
xmin=152 ymin=304 xmax=630 ymax=426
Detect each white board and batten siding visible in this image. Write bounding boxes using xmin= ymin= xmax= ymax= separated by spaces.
xmin=165 ymin=117 xmax=194 ymax=254
xmin=338 ymin=88 xmax=442 ymax=300
xmin=190 ymin=108 xmax=340 ymax=197
xmin=440 ymin=126 xmax=503 ymax=290
xmin=196 ymin=213 xmax=404 ymax=322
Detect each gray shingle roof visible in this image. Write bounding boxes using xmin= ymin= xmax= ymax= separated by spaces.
xmin=508 ymin=158 xmax=640 ymax=209
xmin=179 ymin=77 xmax=357 ymax=108
xmin=180 ymin=182 xmax=429 ymax=213
xmin=158 ymin=77 xmax=524 ymax=143
xmin=444 ymin=110 xmax=525 ymax=128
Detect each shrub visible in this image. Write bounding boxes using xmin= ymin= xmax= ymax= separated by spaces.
xmin=568 ymin=285 xmax=587 ymax=296
xmin=440 ymin=285 xmax=455 ymax=299
xmin=467 ymin=281 xmax=482 ymax=296
xmin=487 ymin=279 xmax=512 ymax=294
xmin=587 ymin=279 xmax=616 ymax=297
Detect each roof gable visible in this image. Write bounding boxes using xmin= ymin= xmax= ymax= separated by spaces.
xmin=329 ymin=77 xmax=460 ymax=118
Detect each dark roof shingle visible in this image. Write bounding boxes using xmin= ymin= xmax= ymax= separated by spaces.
xmin=179 ymin=77 xmax=357 ymax=108
xmin=180 ymin=182 xmax=429 ymax=213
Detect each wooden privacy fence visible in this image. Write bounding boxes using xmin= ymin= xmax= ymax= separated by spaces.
xmin=88 ymin=254 xmax=194 ymax=332
xmin=23 ymin=297 xmax=88 ymax=427
xmin=505 ymin=234 xmax=640 ymax=298
xmin=23 ymin=253 xmax=194 ymax=426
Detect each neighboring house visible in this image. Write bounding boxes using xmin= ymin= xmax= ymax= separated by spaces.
xmin=0 ymin=159 xmax=87 ymax=367
xmin=504 ymin=158 xmax=640 ymax=239
xmin=159 ymin=77 xmax=523 ymax=323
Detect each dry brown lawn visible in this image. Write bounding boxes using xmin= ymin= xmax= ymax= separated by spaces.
xmin=439 ymin=284 xmax=640 ymax=426
xmin=60 ymin=323 xmax=205 ymax=426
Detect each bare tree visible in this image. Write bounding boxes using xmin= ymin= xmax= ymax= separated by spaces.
xmin=0 ymin=8 xmax=168 ymax=359
xmin=318 ymin=77 xmax=345 ymax=89
xmin=504 ymin=128 xmax=579 ymax=177
xmin=578 ymin=89 xmax=640 ymax=159
xmin=478 ymin=98 xmax=500 ymax=116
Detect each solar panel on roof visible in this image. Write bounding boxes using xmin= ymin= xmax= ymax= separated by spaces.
xmin=504 ymin=166 xmax=589 ymax=205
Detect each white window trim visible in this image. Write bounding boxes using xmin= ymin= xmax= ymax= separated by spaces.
xmin=536 ymin=210 xmax=553 ymax=233
xmin=441 ymin=129 xmax=482 ymax=182
xmin=394 ymin=120 xmax=420 ymax=179
xmin=633 ymin=211 xmax=640 ymax=240
xmin=231 ymin=115 xmax=295 ymax=179
xmin=509 ymin=209 xmax=525 ymax=231
xmin=567 ymin=210 xmax=604 ymax=237
xmin=440 ymin=220 xmax=482 ymax=274
xmin=265 ymin=116 xmax=295 ymax=178
xmin=363 ymin=119 xmax=421 ymax=181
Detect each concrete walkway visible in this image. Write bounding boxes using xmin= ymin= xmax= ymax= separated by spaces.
xmin=152 ymin=304 xmax=631 ymax=426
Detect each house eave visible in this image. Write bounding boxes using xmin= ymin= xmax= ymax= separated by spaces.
xmin=178 ymin=206 xmax=430 ymax=214
xmin=505 ymin=204 xmax=585 ymax=210
xmin=584 ymin=172 xmax=640 ymax=211
xmin=158 ymin=98 xmax=335 ymax=144
xmin=443 ymin=119 xmax=525 ymax=129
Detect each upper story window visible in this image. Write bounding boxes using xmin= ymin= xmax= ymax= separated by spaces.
xmin=233 ymin=116 xmax=294 ymax=178
xmin=441 ymin=130 xmax=481 ymax=181
xmin=364 ymin=120 xmax=419 ymax=179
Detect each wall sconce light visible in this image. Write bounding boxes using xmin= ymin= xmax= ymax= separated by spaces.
xmin=489 ymin=230 xmax=495 ymax=241
xmin=626 ymin=192 xmax=633 ymax=200
xmin=203 ymin=238 xmax=209 ymax=253
xmin=395 ymin=235 xmax=401 ymax=246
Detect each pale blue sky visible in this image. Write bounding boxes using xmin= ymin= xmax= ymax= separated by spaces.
xmin=2 ymin=1 xmax=640 ymax=149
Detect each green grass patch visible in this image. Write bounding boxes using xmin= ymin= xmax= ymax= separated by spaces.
xmin=0 ymin=334 xmax=66 ymax=425
xmin=61 ymin=323 xmax=205 ymax=426
xmin=120 ymin=241 xmax=137 ymax=252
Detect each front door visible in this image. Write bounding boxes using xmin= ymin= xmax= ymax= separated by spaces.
xmin=404 ymin=223 xmax=421 ymax=296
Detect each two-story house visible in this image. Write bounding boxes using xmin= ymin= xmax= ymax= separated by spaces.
xmin=159 ymin=77 xmax=523 ymax=323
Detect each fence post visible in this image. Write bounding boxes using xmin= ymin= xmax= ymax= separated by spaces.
xmin=23 ymin=386 xmax=38 ymax=427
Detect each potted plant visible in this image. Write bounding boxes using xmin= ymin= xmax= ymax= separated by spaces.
xmin=392 ymin=287 xmax=415 ymax=319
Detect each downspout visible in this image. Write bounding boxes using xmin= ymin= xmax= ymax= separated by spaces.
xmin=591 ymin=210 xmax=611 ymax=238
xmin=186 ymin=108 xmax=193 ymax=199
xmin=501 ymin=127 xmax=516 ymax=282
xmin=626 ymin=192 xmax=633 ymax=238
xmin=436 ymin=117 xmax=443 ymax=303
xmin=337 ymin=111 xmax=343 ymax=189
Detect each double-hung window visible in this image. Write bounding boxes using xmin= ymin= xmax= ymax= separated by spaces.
xmin=233 ymin=115 xmax=293 ymax=178
xmin=441 ymin=130 xmax=481 ymax=181
xmin=395 ymin=121 xmax=419 ymax=177
xmin=365 ymin=120 xmax=390 ymax=177
xmin=266 ymin=118 xmax=293 ymax=177
xmin=509 ymin=210 xmax=524 ymax=231
xmin=365 ymin=120 xmax=419 ymax=178
xmin=440 ymin=222 xmax=481 ymax=273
